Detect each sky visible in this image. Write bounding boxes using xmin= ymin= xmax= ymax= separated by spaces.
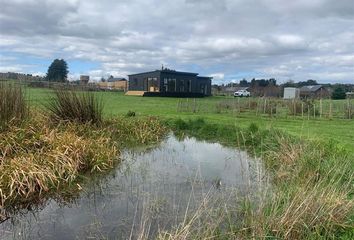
xmin=0 ymin=0 xmax=353 ymax=84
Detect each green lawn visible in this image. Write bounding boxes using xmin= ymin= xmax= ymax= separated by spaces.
xmin=27 ymin=88 xmax=354 ymax=152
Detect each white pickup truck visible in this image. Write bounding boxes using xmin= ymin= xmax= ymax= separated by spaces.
xmin=234 ymin=89 xmax=250 ymax=97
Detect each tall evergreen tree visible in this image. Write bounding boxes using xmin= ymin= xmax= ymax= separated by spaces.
xmin=46 ymin=59 xmax=69 ymax=82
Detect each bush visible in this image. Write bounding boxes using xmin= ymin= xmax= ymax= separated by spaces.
xmin=46 ymin=89 xmax=103 ymax=124
xmin=0 ymin=82 xmax=28 ymax=130
xmin=126 ymin=110 xmax=136 ymax=117
xmin=332 ymin=87 xmax=346 ymax=100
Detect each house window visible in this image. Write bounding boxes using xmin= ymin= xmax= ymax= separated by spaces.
xmin=186 ymin=80 xmax=192 ymax=92
xmin=179 ymin=79 xmax=185 ymax=92
xmin=200 ymin=84 xmax=205 ymax=94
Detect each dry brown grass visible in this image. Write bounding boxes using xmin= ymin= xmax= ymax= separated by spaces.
xmin=237 ymin=132 xmax=354 ymax=239
xmin=0 ymin=114 xmax=117 ymax=208
xmin=240 ymin=180 xmax=353 ymax=240
xmin=0 ymin=112 xmax=166 ymax=217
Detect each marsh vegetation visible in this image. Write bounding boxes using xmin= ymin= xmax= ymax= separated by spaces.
xmin=0 ymin=86 xmax=166 ymax=223
xmin=0 ymin=83 xmax=28 ymax=131
xmin=0 ymin=85 xmax=353 ymax=239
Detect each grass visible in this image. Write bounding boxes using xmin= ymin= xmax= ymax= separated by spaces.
xmin=0 ymin=82 xmax=28 ymax=131
xmin=166 ymin=119 xmax=354 ymax=239
xmin=46 ymin=89 xmax=103 ymax=123
xmin=27 ymin=88 xmax=354 ymax=152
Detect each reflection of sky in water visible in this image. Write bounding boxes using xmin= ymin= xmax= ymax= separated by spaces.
xmin=0 ymin=135 xmax=263 ymax=240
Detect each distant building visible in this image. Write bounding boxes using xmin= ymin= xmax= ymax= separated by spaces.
xmin=80 ymin=75 xmax=90 ymax=84
xmin=283 ymin=87 xmax=300 ymax=99
xmin=300 ymin=85 xmax=330 ymax=99
xmin=0 ymin=72 xmax=43 ymax=81
xmin=97 ymin=77 xmax=128 ymax=91
xmin=127 ymin=68 xmax=212 ymax=97
xmin=346 ymin=92 xmax=354 ymax=99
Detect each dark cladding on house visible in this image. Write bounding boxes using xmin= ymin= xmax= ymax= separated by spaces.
xmin=127 ymin=68 xmax=212 ymax=97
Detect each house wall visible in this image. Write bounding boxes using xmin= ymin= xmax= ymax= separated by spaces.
xmin=128 ymin=71 xmax=160 ymax=91
xmin=196 ymin=77 xmax=212 ymax=96
xmin=160 ymin=72 xmax=198 ymax=93
xmin=284 ymin=87 xmax=300 ymax=99
xmin=128 ymin=70 xmax=212 ymax=96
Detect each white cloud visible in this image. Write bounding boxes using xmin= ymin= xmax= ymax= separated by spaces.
xmin=210 ymin=73 xmax=225 ymax=81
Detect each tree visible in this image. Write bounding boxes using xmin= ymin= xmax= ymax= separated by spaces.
xmin=46 ymin=59 xmax=68 ymax=82
xmin=239 ymin=78 xmax=249 ymax=87
xmin=332 ymin=86 xmax=346 ymax=100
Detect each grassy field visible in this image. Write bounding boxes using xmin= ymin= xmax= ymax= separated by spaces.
xmin=2 ymin=85 xmax=353 ymax=239
xmin=27 ymin=87 xmax=354 ymax=152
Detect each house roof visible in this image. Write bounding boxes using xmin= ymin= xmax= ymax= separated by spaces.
xmin=197 ymin=76 xmax=213 ymax=80
xmin=128 ymin=69 xmax=199 ymax=76
xmin=300 ymin=85 xmax=323 ymax=92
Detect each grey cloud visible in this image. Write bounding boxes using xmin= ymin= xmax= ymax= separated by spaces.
xmin=0 ymin=0 xmax=353 ymax=83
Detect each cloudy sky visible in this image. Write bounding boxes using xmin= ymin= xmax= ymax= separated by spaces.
xmin=0 ymin=0 xmax=353 ymax=83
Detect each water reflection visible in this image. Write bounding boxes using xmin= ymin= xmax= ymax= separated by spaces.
xmin=0 ymin=134 xmax=265 ymax=239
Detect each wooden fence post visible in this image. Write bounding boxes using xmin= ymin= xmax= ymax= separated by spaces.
xmin=308 ymin=104 xmax=310 ymax=120
xmin=177 ymin=99 xmax=180 ymax=112
xmin=320 ymin=99 xmax=322 ymax=118
xmin=238 ymin=97 xmax=241 ymax=114
xmin=348 ymin=98 xmax=351 ymax=119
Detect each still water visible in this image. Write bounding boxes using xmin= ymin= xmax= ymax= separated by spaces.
xmin=0 ymin=134 xmax=265 ymax=239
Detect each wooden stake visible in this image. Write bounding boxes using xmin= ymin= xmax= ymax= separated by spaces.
xmin=308 ymin=104 xmax=310 ymax=120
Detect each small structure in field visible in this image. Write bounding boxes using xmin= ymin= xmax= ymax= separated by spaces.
xmin=346 ymin=92 xmax=354 ymax=99
xmin=126 ymin=67 xmax=212 ymax=97
xmin=283 ymin=87 xmax=300 ymax=99
xmin=80 ymin=75 xmax=90 ymax=84
xmin=300 ymin=85 xmax=330 ymax=99
xmin=97 ymin=77 xmax=128 ymax=91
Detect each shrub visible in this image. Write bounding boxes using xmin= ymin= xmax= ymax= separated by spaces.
xmin=0 ymin=82 xmax=28 ymax=130
xmin=46 ymin=89 xmax=103 ymax=124
xmin=173 ymin=118 xmax=188 ymax=130
xmin=126 ymin=110 xmax=136 ymax=117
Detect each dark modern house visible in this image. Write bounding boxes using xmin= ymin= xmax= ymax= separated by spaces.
xmin=127 ymin=68 xmax=212 ymax=97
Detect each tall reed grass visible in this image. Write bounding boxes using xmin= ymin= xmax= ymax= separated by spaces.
xmin=0 ymin=82 xmax=28 ymax=130
xmin=168 ymin=118 xmax=354 ymax=239
xmin=46 ymin=89 xmax=103 ymax=123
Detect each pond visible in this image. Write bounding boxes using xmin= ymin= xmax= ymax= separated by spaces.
xmin=0 ymin=134 xmax=266 ymax=239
